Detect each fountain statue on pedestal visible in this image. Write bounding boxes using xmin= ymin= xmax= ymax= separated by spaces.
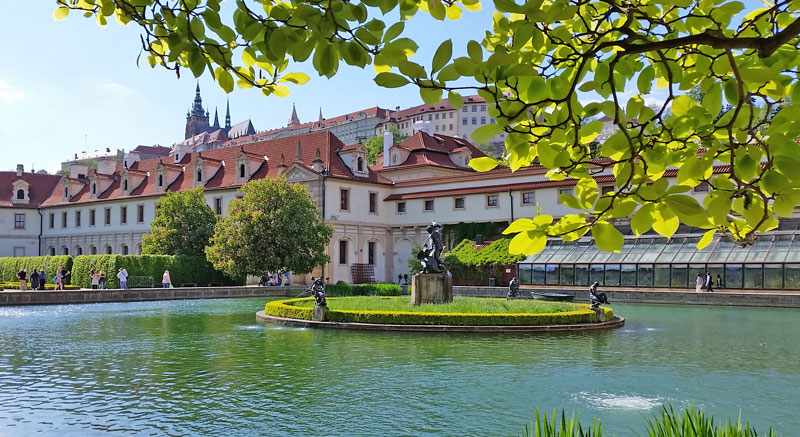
xmin=417 ymin=222 xmax=445 ymax=274
xmin=411 ymin=221 xmax=452 ymax=304
xmin=589 ymin=282 xmax=608 ymax=308
xmin=507 ymin=277 xmax=520 ymax=299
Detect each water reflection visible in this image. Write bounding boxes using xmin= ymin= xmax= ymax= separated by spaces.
xmin=0 ymin=299 xmax=797 ymax=435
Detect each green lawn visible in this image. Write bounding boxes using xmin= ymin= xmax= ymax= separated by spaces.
xmin=293 ymin=296 xmax=580 ymax=314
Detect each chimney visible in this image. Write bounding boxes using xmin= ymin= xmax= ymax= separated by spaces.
xmin=16 ymin=164 xmax=23 ymax=177
xmin=382 ymin=131 xmax=393 ymax=168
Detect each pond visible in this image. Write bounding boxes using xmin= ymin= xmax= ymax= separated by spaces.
xmin=0 ymin=298 xmax=797 ymax=435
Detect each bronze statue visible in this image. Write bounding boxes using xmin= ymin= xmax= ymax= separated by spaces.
xmin=417 ymin=221 xmax=446 ymax=273
xmin=310 ymin=277 xmax=327 ymax=307
xmin=507 ymin=276 xmax=520 ymax=298
xmin=589 ymin=282 xmax=608 ymax=308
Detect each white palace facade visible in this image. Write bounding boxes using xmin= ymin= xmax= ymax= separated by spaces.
xmin=1 ymin=129 xmax=787 ymax=286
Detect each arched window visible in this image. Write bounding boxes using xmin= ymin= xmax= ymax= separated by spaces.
xmin=90 ymin=245 xmax=97 ymax=255
xmin=239 ymin=163 xmax=246 ymax=178
xmin=136 ymin=243 xmax=142 ymax=255
xmin=62 ymin=247 xmax=69 ymax=255
xmin=157 ymin=174 xmax=163 ymax=187
xmin=357 ymin=157 xmax=364 ymax=172
xmin=196 ymin=168 xmax=202 ymax=182
xmin=76 ymin=246 xmax=83 ymax=256
xmin=121 ymin=244 xmax=129 ymax=255
xmin=123 ymin=179 xmax=128 ymax=191
xmin=48 ymin=247 xmax=55 ymax=256
xmin=91 ymin=183 xmax=96 ymax=195
xmin=16 ymin=189 xmax=24 ymax=200
xmin=105 ymin=245 xmax=112 ymax=254
xmin=63 ymin=186 xmax=68 ymax=197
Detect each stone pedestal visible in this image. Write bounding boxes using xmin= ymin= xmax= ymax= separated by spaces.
xmin=410 ymin=273 xmax=453 ymax=305
xmin=590 ymin=306 xmax=607 ymax=322
xmin=312 ymin=305 xmax=329 ymax=321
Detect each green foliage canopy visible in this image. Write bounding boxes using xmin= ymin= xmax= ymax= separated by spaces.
xmin=205 ymin=176 xmax=333 ymax=277
xmin=141 ymin=187 xmax=218 ymax=256
xmin=58 ymin=0 xmax=800 ymax=254
xmin=364 ymin=126 xmax=405 ymax=165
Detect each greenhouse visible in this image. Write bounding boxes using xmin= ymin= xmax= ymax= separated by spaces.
xmin=518 ymin=221 xmax=800 ymax=290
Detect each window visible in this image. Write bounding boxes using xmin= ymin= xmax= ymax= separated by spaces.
xmin=340 ymin=188 xmax=350 ymax=211
xmin=104 ymin=208 xmax=111 ymax=225
xmin=14 ymin=214 xmax=24 ymax=229
xmin=694 ymin=182 xmax=710 ymax=192
xmin=449 ymin=112 xmax=453 ymax=119
xmin=368 ymin=241 xmax=375 ymax=265
xmin=16 ymin=189 xmax=24 ymax=200
xmin=601 ymin=185 xmax=615 ymax=196
xmin=523 ymin=192 xmax=535 ymax=204
xmin=105 ymin=245 xmax=112 ymax=254
xmin=75 ymin=211 xmax=81 ymax=227
xmin=121 ymin=244 xmax=129 ymax=255
xmin=49 ymin=213 xmax=54 ymax=229
xmin=449 ymin=124 xmax=453 ymax=131
xmin=435 ymin=125 xmax=439 ymax=132
xmin=462 ymin=106 xmax=468 ymax=113
xmin=397 ymin=201 xmax=406 ymax=213
xmin=214 ymin=197 xmax=223 ymax=215
xmin=428 ymin=114 xmax=432 ymax=121
xmin=61 ymin=212 xmax=67 ymax=228
xmin=123 ymin=178 xmax=128 ymax=191
xmin=48 ymin=247 xmax=55 ymax=256
xmin=423 ymin=199 xmax=435 ymax=212
xmin=157 ymin=174 xmax=163 ymax=187
xmin=558 ymin=188 xmax=574 ymax=204
xmin=196 ymin=168 xmax=203 ymax=182
xmin=481 ymin=116 xmax=486 ymax=124
xmin=462 ymin=118 xmax=468 ymax=125
xmin=357 ymin=157 xmax=364 ymax=172
xmin=63 ymin=186 xmax=68 ymax=198
xmin=481 ymin=105 xmax=487 ymax=112
xmin=435 ymin=113 xmax=439 ymax=120
xmin=472 ymin=117 xmax=477 ymax=125
xmin=239 ymin=163 xmax=246 ymax=179
xmin=472 ymin=105 xmax=478 ymax=112
xmin=487 ymin=194 xmax=499 ymax=207
xmin=91 ymin=183 xmax=96 ymax=195
xmin=369 ymin=192 xmax=377 ymax=214
xmin=137 ymin=205 xmax=144 ymax=223
xmin=339 ymin=240 xmax=348 ymax=264
xmin=120 ymin=206 xmax=127 ymax=224
xmin=454 ymin=197 xmax=465 ymax=209
xmin=89 ymin=209 xmax=96 ymax=226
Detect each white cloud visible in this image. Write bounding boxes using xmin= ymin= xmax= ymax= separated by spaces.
xmin=0 ymin=79 xmax=25 ymax=103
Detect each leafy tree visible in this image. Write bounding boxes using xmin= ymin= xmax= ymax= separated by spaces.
xmin=35 ymin=169 xmax=50 ymax=175
xmin=141 ymin=187 xmax=218 ymax=256
xmin=205 ymin=176 xmax=333 ymax=278
xmin=364 ymin=126 xmax=405 ymax=165
xmin=57 ymin=0 xmax=800 ymax=254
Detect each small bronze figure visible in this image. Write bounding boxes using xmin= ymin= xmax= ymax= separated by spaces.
xmin=310 ymin=277 xmax=327 ymax=307
xmin=507 ymin=276 xmax=520 ymax=298
xmin=417 ymin=221 xmax=446 ymax=273
xmin=589 ymin=282 xmax=608 ymax=308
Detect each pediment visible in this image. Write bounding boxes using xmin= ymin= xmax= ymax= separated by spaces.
xmin=283 ymin=164 xmax=318 ymax=182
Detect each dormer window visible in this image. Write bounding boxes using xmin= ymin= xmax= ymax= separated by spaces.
xmin=239 ymin=163 xmax=246 ymax=179
xmin=196 ymin=168 xmax=203 ymax=182
xmin=123 ymin=178 xmax=128 ymax=192
xmin=16 ymin=189 xmax=24 ymax=200
xmin=392 ymin=154 xmax=398 ymax=164
xmin=63 ymin=186 xmax=68 ymax=198
xmin=357 ymin=157 xmax=364 ymax=172
xmin=91 ymin=183 xmax=97 ymax=195
xmin=157 ymin=173 xmax=163 ymax=187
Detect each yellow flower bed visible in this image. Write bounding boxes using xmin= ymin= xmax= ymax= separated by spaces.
xmin=264 ymin=297 xmax=614 ymax=326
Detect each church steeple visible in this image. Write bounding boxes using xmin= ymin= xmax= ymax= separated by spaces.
xmin=191 ymin=82 xmax=205 ymax=117
xmin=225 ymin=98 xmax=231 ymax=129
xmin=185 ymin=82 xmax=211 ymax=139
xmin=212 ymin=107 xmax=220 ymax=128
xmin=318 ymin=107 xmax=324 ymax=123
xmin=288 ymin=103 xmax=300 ymax=127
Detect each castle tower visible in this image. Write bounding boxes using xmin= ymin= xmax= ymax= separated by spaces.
xmin=184 ymin=82 xmax=210 ymax=139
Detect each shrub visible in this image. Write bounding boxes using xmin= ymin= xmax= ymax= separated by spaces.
xmin=264 ymin=298 xmax=314 ymax=320
xmin=72 ymin=255 xmax=243 ymax=289
xmin=2 ymin=282 xmax=79 ymax=290
xmin=0 ymin=256 xmax=73 ymax=284
xmin=324 ymin=282 xmax=402 ymax=297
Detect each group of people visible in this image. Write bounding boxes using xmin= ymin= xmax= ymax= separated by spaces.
xmin=15 ymin=267 xmax=72 ymax=290
xmin=258 ymin=271 xmax=291 ymax=286
xmin=695 ymin=272 xmax=722 ymax=293
xmin=88 ymin=269 xmax=108 ymax=289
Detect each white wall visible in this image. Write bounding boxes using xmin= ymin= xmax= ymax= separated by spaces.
xmin=0 ymin=208 xmax=41 ymax=257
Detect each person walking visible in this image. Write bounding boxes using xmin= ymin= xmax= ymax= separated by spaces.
xmin=38 ymin=268 xmax=47 ymax=290
xmin=284 ymin=271 xmax=291 ymax=286
xmin=705 ymin=272 xmax=714 ymax=293
xmin=30 ymin=269 xmax=40 ymax=291
xmin=17 ymin=269 xmax=27 ymax=291
xmin=122 ymin=268 xmax=129 ymax=289
xmin=716 ymin=274 xmax=722 ymax=290
xmin=98 ymin=269 xmax=106 ymax=289
xmin=695 ymin=273 xmax=703 ymax=293
xmin=162 ymin=270 xmax=172 ymax=288
xmin=55 ymin=267 xmax=64 ymax=291
xmin=90 ymin=270 xmax=100 ymax=290
xmin=116 ymin=268 xmax=128 ymax=289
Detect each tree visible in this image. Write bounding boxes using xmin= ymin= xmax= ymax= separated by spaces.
xmin=141 ymin=187 xmax=218 ymax=256
xmin=364 ymin=126 xmax=405 ymax=165
xmin=205 ymin=176 xmax=333 ymax=278
xmin=57 ymin=0 xmax=800 ymax=254
xmin=35 ymin=169 xmax=50 ymax=175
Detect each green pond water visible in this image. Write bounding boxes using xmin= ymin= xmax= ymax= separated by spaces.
xmin=0 ymin=298 xmax=798 ymax=436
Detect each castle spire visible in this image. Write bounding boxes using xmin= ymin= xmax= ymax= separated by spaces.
xmin=225 ymin=98 xmax=231 ymax=129
xmin=288 ymin=103 xmax=300 ymax=127
xmin=212 ymin=107 xmax=220 ymax=128
xmin=191 ymin=81 xmax=205 ymax=117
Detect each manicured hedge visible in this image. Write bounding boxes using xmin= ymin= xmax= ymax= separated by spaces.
xmin=264 ymin=298 xmax=614 ymax=326
xmin=0 ymin=256 xmax=73 ymax=284
xmin=72 ymin=255 xmax=243 ymax=289
xmin=325 ymin=281 xmax=402 ymax=297
xmin=1 ymin=282 xmax=79 ymax=291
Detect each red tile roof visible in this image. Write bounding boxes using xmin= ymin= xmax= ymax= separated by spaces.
xmin=371 ymin=132 xmax=485 ymax=172
xmin=131 ymin=145 xmax=172 ymax=156
xmin=0 ymin=172 xmax=62 ymax=207
xmin=41 ymin=131 xmax=391 ymax=207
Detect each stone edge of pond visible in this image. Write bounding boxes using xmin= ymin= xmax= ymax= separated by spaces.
xmin=255 ymin=311 xmax=625 ymax=332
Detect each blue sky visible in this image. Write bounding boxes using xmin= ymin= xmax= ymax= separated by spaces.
xmin=0 ymin=2 xmax=493 ymax=173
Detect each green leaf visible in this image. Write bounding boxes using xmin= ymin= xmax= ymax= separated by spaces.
xmin=469 ymin=156 xmax=499 ymax=172
xmin=592 ymin=221 xmax=623 ymax=253
xmin=215 ymin=67 xmax=234 ymax=93
xmin=630 ymin=204 xmax=655 ymax=236
xmin=664 ymin=195 xmax=711 ymax=227
xmin=448 ymin=91 xmax=463 ymax=109
xmin=637 ymin=65 xmax=654 ymax=94
xmin=509 ymin=231 xmax=546 ymax=255
xmin=53 ymin=7 xmax=69 ymax=21
xmin=471 ymin=123 xmax=503 ymax=143
xmin=420 ymin=87 xmax=442 ymax=104
xmin=374 ymin=72 xmax=410 ymax=88
xmin=503 ymin=218 xmax=536 ymax=234
xmin=279 ymin=72 xmax=310 ymax=85
xmin=652 ymin=203 xmax=680 ymax=238
xmin=697 ymin=229 xmax=716 ymax=250
xmin=431 ymin=39 xmax=452 ymax=73
xmin=671 ymin=95 xmax=697 ymax=117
